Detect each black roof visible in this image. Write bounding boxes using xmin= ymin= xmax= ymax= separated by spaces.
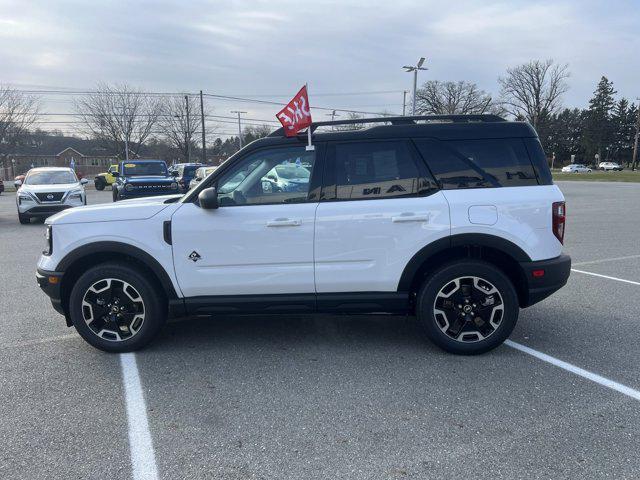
xmin=257 ymin=115 xmax=537 ymax=150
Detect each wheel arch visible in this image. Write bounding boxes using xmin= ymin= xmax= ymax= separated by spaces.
xmin=398 ymin=234 xmax=531 ymax=308
xmin=57 ymin=241 xmax=179 ymax=320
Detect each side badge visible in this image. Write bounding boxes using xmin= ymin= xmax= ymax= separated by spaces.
xmin=188 ymin=251 xmax=201 ymax=262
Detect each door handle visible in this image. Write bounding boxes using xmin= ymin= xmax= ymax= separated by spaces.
xmin=391 ymin=213 xmax=429 ymax=223
xmin=266 ymin=218 xmax=302 ymax=227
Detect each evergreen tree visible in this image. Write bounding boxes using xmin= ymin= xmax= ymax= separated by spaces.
xmin=581 ymin=76 xmax=616 ymax=163
xmin=610 ymin=99 xmax=636 ymax=165
xmin=545 ymin=108 xmax=585 ymax=165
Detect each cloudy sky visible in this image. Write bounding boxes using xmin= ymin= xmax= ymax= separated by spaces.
xmin=1 ymin=0 xmax=638 ymax=133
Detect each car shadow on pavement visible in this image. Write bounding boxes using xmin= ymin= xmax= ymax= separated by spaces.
xmin=150 ymin=313 xmax=447 ymax=356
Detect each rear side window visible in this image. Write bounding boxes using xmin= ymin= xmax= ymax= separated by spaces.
xmin=415 ymin=138 xmax=538 ymax=188
xmin=324 ymin=140 xmax=436 ymax=200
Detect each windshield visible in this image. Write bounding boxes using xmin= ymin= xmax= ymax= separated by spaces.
xmin=25 ymin=170 xmax=77 ymax=185
xmin=123 ymin=162 xmax=167 ymax=176
xmin=275 ymin=164 xmax=310 ymax=180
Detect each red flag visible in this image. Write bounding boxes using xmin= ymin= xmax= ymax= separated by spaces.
xmin=276 ymin=85 xmax=312 ymax=137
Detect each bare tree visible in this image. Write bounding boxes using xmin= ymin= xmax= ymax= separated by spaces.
xmin=415 ymin=80 xmax=494 ymax=115
xmin=74 ymin=83 xmax=162 ymax=158
xmin=158 ymin=95 xmax=204 ymax=161
xmin=498 ymin=59 xmax=570 ymax=127
xmin=0 ymin=86 xmax=40 ymax=153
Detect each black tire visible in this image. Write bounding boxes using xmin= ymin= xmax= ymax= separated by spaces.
xmin=68 ymin=262 xmax=167 ymax=352
xmin=18 ymin=213 xmax=30 ymax=224
xmin=94 ymin=178 xmax=105 ymax=191
xmin=416 ymin=260 xmax=519 ymax=355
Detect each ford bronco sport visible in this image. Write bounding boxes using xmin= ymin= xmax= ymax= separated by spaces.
xmin=36 ymin=115 xmax=570 ymax=354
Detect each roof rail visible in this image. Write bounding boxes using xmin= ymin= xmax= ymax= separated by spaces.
xmin=269 ymin=114 xmax=506 ymax=137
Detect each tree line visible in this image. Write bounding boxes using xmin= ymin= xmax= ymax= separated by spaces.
xmin=1 ymin=60 xmax=638 ymax=168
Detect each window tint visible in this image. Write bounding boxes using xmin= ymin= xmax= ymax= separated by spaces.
xmin=415 ymin=138 xmax=538 ymax=189
xmin=216 ymin=147 xmax=315 ymax=206
xmin=326 ymin=141 xmax=432 ymax=200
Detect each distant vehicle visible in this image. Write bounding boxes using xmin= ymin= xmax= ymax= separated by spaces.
xmin=188 ymin=166 xmax=217 ymax=190
xmin=174 ymin=163 xmax=205 ymax=192
xmin=16 ymin=167 xmax=88 ymax=224
xmin=261 ymin=162 xmax=311 ymax=193
xmin=94 ymin=164 xmax=119 ymax=190
xmin=561 ymin=164 xmax=592 ymax=173
xmin=112 ymin=159 xmax=180 ymax=202
xmin=598 ymin=161 xmax=623 ymax=171
xmin=14 ymin=173 xmax=27 ymax=188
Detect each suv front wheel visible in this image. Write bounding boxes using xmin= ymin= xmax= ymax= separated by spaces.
xmin=68 ymin=262 xmax=167 ymax=352
xmin=416 ymin=260 xmax=519 ymax=355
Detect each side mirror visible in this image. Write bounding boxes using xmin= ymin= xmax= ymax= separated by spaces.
xmin=199 ymin=187 xmax=219 ymax=210
xmin=80 ymin=178 xmax=89 ymax=185
xmin=112 ymin=171 xmax=120 ymax=177
xmin=14 ymin=180 xmax=22 ymax=187
xmin=171 ymin=171 xmax=179 ymax=177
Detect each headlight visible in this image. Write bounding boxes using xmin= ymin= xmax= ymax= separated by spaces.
xmin=171 ymin=182 xmax=178 ymax=190
xmin=125 ymin=183 xmax=134 ymax=192
xmin=68 ymin=189 xmax=83 ymax=200
xmin=43 ymin=225 xmax=53 ymax=255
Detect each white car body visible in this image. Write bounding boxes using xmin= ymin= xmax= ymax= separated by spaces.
xmin=598 ymin=162 xmax=623 ymax=171
xmin=38 ymin=185 xmax=565 ymax=298
xmin=561 ymin=164 xmax=592 ymax=173
xmin=16 ymin=167 xmax=87 ymax=221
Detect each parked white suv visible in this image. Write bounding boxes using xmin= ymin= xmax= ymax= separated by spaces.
xmin=598 ymin=161 xmax=623 ymax=171
xmin=16 ymin=167 xmax=88 ymax=224
xmin=36 ymin=115 xmax=571 ymax=354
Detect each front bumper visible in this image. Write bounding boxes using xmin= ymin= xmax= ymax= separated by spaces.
xmin=36 ymin=268 xmax=66 ymax=316
xmin=118 ymin=189 xmax=179 ymax=199
xmin=519 ymin=254 xmax=571 ymax=307
xmin=20 ymin=204 xmax=73 ymax=217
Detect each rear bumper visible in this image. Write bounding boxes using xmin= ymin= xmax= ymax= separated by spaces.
xmin=519 ymin=254 xmax=571 ymax=307
xmin=36 ymin=268 xmax=65 ymax=315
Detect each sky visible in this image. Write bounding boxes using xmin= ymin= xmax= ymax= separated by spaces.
xmin=1 ymin=0 xmax=639 ymax=135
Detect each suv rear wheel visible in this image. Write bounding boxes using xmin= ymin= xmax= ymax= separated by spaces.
xmin=416 ymin=260 xmax=518 ymax=355
xmin=94 ymin=177 xmax=105 ymax=191
xmin=68 ymin=262 xmax=167 ymax=352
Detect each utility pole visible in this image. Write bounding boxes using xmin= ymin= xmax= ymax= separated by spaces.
xmin=326 ymin=110 xmax=340 ymax=130
xmin=231 ymin=111 xmax=246 ymax=148
xmin=119 ymin=104 xmax=130 ymax=161
xmin=185 ymin=95 xmax=191 ymax=162
xmin=200 ymin=90 xmax=206 ymax=164
xmin=402 ymin=90 xmax=408 ymax=116
xmin=403 ymin=57 xmax=427 ymax=116
xmin=632 ymin=99 xmax=640 ymax=171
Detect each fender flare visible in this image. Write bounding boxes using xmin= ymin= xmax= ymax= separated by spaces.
xmin=56 ymin=241 xmax=178 ymax=299
xmin=397 ymin=233 xmax=531 ymax=292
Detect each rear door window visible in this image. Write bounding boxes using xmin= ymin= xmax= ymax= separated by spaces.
xmin=323 ymin=140 xmax=437 ymax=200
xmin=415 ymin=138 xmax=538 ymax=188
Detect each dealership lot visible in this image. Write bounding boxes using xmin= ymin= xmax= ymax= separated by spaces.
xmin=1 ymin=182 xmax=639 ymax=479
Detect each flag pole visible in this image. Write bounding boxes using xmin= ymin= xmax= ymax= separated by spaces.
xmin=305 ymin=83 xmax=315 ymax=151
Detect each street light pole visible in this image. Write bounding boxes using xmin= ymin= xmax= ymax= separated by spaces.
xmin=403 ymin=57 xmax=428 ymax=116
xmin=231 ymin=111 xmax=247 ymax=148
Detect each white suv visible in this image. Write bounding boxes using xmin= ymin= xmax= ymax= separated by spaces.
xmin=598 ymin=161 xmax=623 ymax=171
xmin=36 ymin=115 xmax=571 ymax=355
xmin=16 ymin=167 xmax=88 ymax=224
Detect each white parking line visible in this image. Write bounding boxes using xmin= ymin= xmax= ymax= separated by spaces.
xmin=120 ymin=353 xmax=159 ymax=480
xmin=573 ymin=254 xmax=640 ymax=266
xmin=505 ymin=340 xmax=640 ymax=401
xmin=571 ymin=268 xmax=640 ymax=286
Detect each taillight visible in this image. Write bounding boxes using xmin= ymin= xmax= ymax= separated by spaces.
xmin=552 ymin=201 xmax=566 ymax=244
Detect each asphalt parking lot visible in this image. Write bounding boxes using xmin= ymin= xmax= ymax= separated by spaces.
xmin=1 ymin=181 xmax=639 ymax=479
